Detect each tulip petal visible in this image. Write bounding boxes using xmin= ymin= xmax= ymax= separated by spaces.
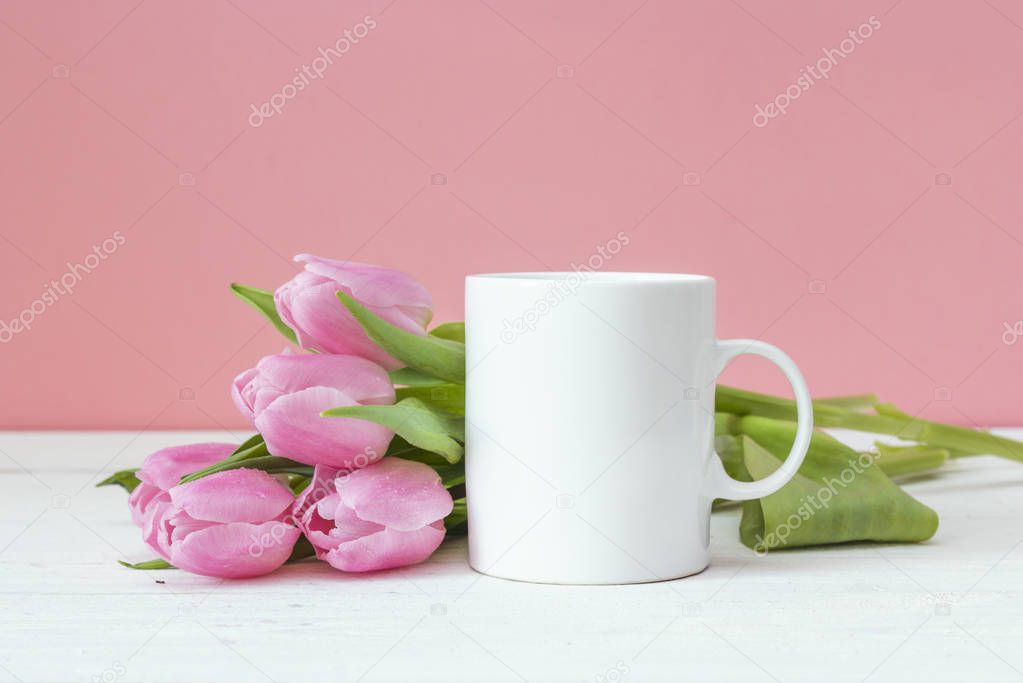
xmin=169 ymin=469 xmax=295 ymax=523
xmin=323 ymin=521 xmax=445 ymax=572
xmin=295 ymin=254 xmax=432 ymax=317
xmin=294 ymin=466 xmax=371 ymax=558
xmin=138 ymin=443 xmax=237 ymax=491
xmin=278 ymin=278 xmax=400 ymax=366
xmin=315 ymin=492 xmax=342 ymax=519
xmin=296 ymin=497 xmax=341 ymax=558
xmin=128 ymin=482 xmax=162 ymax=528
xmin=332 ymin=501 xmax=386 ymax=542
xmin=141 ymin=496 xmax=174 ymax=560
xmin=166 ymin=509 xmax=218 ymax=545
xmin=231 ymin=368 xmax=260 ymax=423
xmin=372 ymin=303 xmax=433 ymax=338
xmin=293 ymin=465 xmax=340 ymax=520
xmin=170 ymin=520 xmax=300 ymax=578
xmin=274 ymin=271 xmax=326 ymax=351
xmin=255 ymin=353 xmax=394 ymax=406
xmin=339 ymin=458 xmax=454 ymax=531
xmin=256 ymin=386 xmax=393 ymax=468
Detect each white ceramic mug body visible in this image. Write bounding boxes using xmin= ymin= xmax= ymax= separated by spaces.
xmin=465 ymin=272 xmax=812 ymax=585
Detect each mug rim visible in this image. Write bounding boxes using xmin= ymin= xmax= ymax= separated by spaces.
xmin=467 ymin=271 xmax=715 ymax=284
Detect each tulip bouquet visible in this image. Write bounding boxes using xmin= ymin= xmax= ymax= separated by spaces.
xmin=101 ymin=255 xmax=462 ymax=578
xmin=101 ymin=254 xmax=1023 ymax=577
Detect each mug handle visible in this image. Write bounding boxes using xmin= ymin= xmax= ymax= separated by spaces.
xmin=707 ymin=339 xmax=813 ymax=501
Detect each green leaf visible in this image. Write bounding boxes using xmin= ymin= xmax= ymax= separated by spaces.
xmin=384 ymin=436 xmax=465 ymax=488
xmin=287 ymin=535 xmax=317 ymax=563
xmin=735 ymin=416 xmax=939 ymax=552
xmin=713 ymin=434 xmax=747 ymax=482
xmin=385 ymin=435 xmax=425 ymax=456
xmin=323 ymin=397 xmax=464 ymax=463
xmin=231 ymin=433 xmax=265 ymax=456
xmin=119 ymin=558 xmax=174 ymax=570
xmin=225 ymin=436 xmax=270 ymax=463
xmin=713 ymin=413 xmax=747 ymax=489
xmin=387 ymin=437 xmax=455 ymax=468
xmin=395 ymin=383 xmax=465 ymax=416
xmin=179 ymin=455 xmax=312 ymax=484
xmin=429 ymin=322 xmax=465 ymax=343
xmin=445 ymin=498 xmax=467 ymax=534
xmin=432 ymin=463 xmax=465 ymax=489
xmin=231 ymin=283 xmax=297 ymax=344
xmin=97 ymin=469 xmax=141 ymax=493
xmin=337 ymin=292 xmax=465 ymax=383
xmin=389 ymin=367 xmax=447 ymax=387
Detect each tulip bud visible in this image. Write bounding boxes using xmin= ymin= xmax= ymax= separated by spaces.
xmin=293 ymin=458 xmax=453 ymax=572
xmin=129 ymin=442 xmax=237 ymax=548
xmin=232 ymin=352 xmax=395 ymax=468
xmin=275 ymin=254 xmax=433 ymax=369
xmin=157 ymin=469 xmax=300 ymax=578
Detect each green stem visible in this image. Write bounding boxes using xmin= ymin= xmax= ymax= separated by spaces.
xmin=813 ymin=393 xmax=879 ymax=412
xmin=717 ymin=385 xmax=1023 ymax=463
xmin=873 ymin=443 xmax=949 ymax=478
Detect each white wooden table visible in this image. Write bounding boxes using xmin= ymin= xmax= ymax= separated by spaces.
xmin=2 ymin=429 xmax=1022 ymax=683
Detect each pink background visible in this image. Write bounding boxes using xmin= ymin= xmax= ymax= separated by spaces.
xmin=1 ymin=0 xmax=1022 ymax=430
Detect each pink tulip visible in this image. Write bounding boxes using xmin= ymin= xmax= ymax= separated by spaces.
xmin=232 ymin=352 xmax=395 ymax=468
xmin=129 ymin=442 xmax=237 ymax=552
xmin=154 ymin=469 xmax=300 ymax=578
xmin=274 ymin=254 xmax=433 ymax=369
xmin=294 ymin=458 xmax=453 ymax=572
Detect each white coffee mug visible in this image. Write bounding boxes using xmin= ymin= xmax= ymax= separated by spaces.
xmin=464 ymin=272 xmax=812 ymax=584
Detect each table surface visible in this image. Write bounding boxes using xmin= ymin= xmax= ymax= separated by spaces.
xmin=1 ymin=429 xmax=1022 ymax=683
